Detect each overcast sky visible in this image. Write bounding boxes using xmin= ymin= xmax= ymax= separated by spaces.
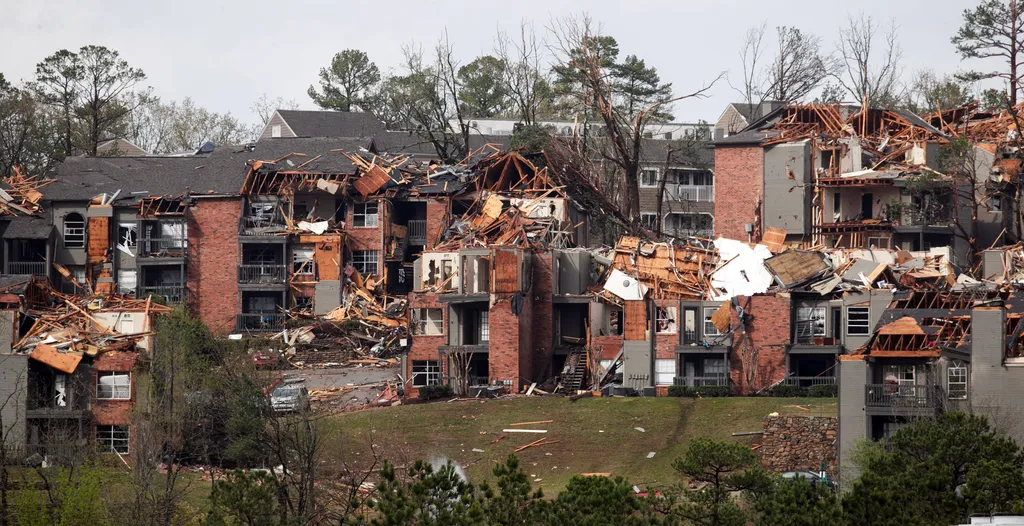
xmin=0 ymin=0 xmax=986 ymax=127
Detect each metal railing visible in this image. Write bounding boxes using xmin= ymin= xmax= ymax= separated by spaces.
xmin=138 ymin=285 xmax=186 ymax=304
xmin=793 ymin=320 xmax=821 ymax=344
xmin=676 ymin=185 xmax=714 ymax=202
xmin=238 ymin=264 xmax=287 ymax=284
xmin=6 ymin=261 xmax=46 ymax=277
xmin=785 ymin=375 xmax=837 ymax=387
xmin=236 ymin=313 xmax=285 ymax=332
xmin=865 ymin=383 xmax=940 ymax=409
xmin=138 ymin=237 xmax=188 ymax=257
xmin=673 ymin=375 xmax=729 ymax=387
xmin=407 ymin=220 xmax=428 ymax=245
xmin=240 ymin=214 xmax=287 ymax=236
xmin=897 ymin=206 xmax=953 ymax=227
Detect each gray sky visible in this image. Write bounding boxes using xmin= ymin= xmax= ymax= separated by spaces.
xmin=0 ymin=0 xmax=985 ymax=126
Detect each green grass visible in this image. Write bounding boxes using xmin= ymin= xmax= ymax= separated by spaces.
xmin=324 ymin=396 xmax=835 ymax=494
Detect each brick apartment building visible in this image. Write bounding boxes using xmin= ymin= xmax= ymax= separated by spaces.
xmin=713 ymin=103 xmax=1008 ymax=267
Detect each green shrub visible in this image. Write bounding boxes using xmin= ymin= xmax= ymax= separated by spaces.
xmin=667 ymin=385 xmax=729 ymax=398
xmin=419 ymin=384 xmax=455 ymax=400
xmin=770 ymin=384 xmax=805 ymax=397
xmin=808 ymin=384 xmax=838 ymax=397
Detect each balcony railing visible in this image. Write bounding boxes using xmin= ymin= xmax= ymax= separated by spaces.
xmin=785 ymin=375 xmax=837 ymax=387
xmin=6 ymin=261 xmax=46 ymax=277
xmin=138 ymin=237 xmax=188 ymax=257
xmin=673 ymin=375 xmax=729 ymax=387
xmin=865 ymin=383 xmax=940 ymax=409
xmin=897 ymin=207 xmax=953 ymax=227
xmin=240 ymin=214 xmax=287 ymax=236
xmin=138 ymin=285 xmax=186 ymax=304
xmin=793 ymin=320 xmax=824 ymax=344
xmin=407 ymin=220 xmax=428 ymax=245
xmin=236 ymin=313 xmax=285 ymax=332
xmin=676 ymin=185 xmax=714 ymax=202
xmin=238 ymin=264 xmax=287 ymax=284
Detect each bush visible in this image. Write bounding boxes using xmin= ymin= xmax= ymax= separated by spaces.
xmin=770 ymin=384 xmax=805 ymax=397
xmin=419 ymin=384 xmax=454 ymax=400
xmin=808 ymin=384 xmax=838 ymax=398
xmin=668 ymin=385 xmax=729 ymax=398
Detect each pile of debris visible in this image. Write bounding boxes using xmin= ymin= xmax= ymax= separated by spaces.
xmin=599 ymin=236 xmax=718 ymax=301
xmin=14 ymin=287 xmax=171 ymax=373
xmin=0 ymin=166 xmax=51 ymax=216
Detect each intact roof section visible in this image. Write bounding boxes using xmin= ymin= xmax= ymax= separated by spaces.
xmin=276 ymin=110 xmax=386 ymax=137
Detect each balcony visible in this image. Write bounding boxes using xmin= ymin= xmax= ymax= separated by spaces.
xmin=238 ymin=264 xmax=287 ymax=284
xmin=895 ymin=207 xmax=953 ymax=228
xmin=138 ymin=285 xmax=186 ymax=305
xmin=673 ymin=375 xmax=729 ymax=387
xmin=138 ymin=237 xmax=188 ymax=258
xmin=784 ymin=375 xmax=836 ymax=387
xmin=676 ymin=185 xmax=714 ymax=202
xmin=6 ymin=261 xmax=46 ymax=277
xmin=408 ymin=220 xmax=428 ymax=245
xmin=235 ymin=313 xmax=285 ymax=332
xmin=865 ymin=384 xmax=941 ymax=410
xmin=240 ymin=214 xmax=287 ymax=236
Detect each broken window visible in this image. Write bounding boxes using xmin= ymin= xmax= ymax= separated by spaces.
xmin=846 ymin=306 xmax=870 ymax=335
xmin=97 ymin=372 xmax=131 ymax=400
xmin=703 ymin=358 xmax=726 ymax=377
xmin=655 ymin=359 xmax=674 ymax=386
xmin=656 ymin=306 xmax=678 ymax=334
xmin=63 ymin=213 xmax=85 ymax=248
xmin=412 ymin=360 xmax=441 ymax=387
xmin=795 ymin=307 xmax=826 ymax=342
xmin=117 ymin=223 xmax=137 ymax=253
xmin=608 ymin=307 xmax=623 ymax=336
xmin=117 ymin=270 xmax=137 ymax=296
xmin=97 ymin=425 xmax=130 ymax=454
xmin=412 ymin=308 xmax=444 ymax=336
xmin=161 ymin=221 xmax=187 ymax=248
xmin=293 ymin=296 xmax=313 ymax=310
xmin=640 ymin=213 xmax=658 ymax=230
xmin=292 ymin=245 xmax=315 ymax=274
xmin=353 ymin=202 xmax=379 ymax=228
xmin=989 ymin=196 xmax=1003 ymax=212
xmin=683 ymin=307 xmax=698 ymax=343
xmin=947 ymin=360 xmax=968 ymax=400
xmin=352 ymin=250 xmax=378 ymax=275
xmin=640 ymin=168 xmax=659 ymax=187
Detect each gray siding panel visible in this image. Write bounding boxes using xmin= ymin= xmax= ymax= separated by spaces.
xmin=0 ymin=355 xmax=27 ymax=449
xmin=838 ymin=358 xmax=868 ymax=486
xmin=970 ymin=306 xmax=1024 ymax=444
xmin=763 ymin=143 xmax=811 ymax=235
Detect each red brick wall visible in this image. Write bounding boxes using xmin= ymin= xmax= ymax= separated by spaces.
xmin=489 ymin=295 xmax=522 ymax=387
xmin=593 ymin=335 xmax=623 ymax=360
xmin=188 ymin=197 xmax=241 ymax=335
xmin=405 ymin=292 xmax=446 ymax=397
xmin=714 ymin=146 xmax=764 ymax=241
xmin=346 ymin=199 xmax=385 ymax=276
xmin=654 ymin=299 xmax=681 ymax=360
xmin=91 ymin=351 xmax=137 ymax=427
xmin=425 ymin=198 xmax=449 ymax=250
xmin=728 ymin=294 xmax=791 ymax=394
xmin=528 ymin=252 xmax=553 ymax=382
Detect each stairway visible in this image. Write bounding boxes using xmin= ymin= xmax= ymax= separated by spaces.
xmin=561 ymin=350 xmax=587 ymax=392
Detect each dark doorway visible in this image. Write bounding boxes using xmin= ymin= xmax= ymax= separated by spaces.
xmin=861 ymin=193 xmax=873 ymax=219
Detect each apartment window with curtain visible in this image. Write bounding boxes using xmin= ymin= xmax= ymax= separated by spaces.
xmin=353 ymin=202 xmax=379 ymax=228
xmin=655 ymin=359 xmax=674 ymax=385
xmin=479 ymin=311 xmax=489 ymax=342
xmin=351 ymin=250 xmax=378 ymax=275
xmin=97 ymin=372 xmax=131 ymax=400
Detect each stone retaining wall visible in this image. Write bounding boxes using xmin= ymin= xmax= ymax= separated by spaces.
xmin=759 ymin=415 xmax=838 ymax=477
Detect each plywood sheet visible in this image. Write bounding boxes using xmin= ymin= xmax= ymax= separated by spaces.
xmin=492 ymin=248 xmax=519 ymax=293
xmin=87 ymin=216 xmax=109 ymax=258
xmin=353 ymin=165 xmax=392 ymax=196
xmin=30 ymin=343 xmax=82 ymax=374
xmin=624 ymin=300 xmax=647 ymax=341
xmin=300 ymin=235 xmax=341 ymax=281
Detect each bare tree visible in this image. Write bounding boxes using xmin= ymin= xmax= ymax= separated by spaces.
xmin=733 ymin=25 xmax=833 ymax=121
xmin=250 ymin=93 xmax=300 ymax=126
xmin=833 ymin=14 xmax=904 ymax=107
xmin=496 ymin=21 xmax=552 ymax=125
xmin=549 ymin=14 xmax=721 ymax=220
xmin=734 ymin=23 xmax=768 ymax=117
xmin=447 ymin=349 xmax=475 ymax=397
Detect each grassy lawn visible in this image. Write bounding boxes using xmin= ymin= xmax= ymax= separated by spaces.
xmin=323 ymin=396 xmax=835 ymax=494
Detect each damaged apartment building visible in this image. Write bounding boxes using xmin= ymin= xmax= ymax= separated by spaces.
xmin=714 ymin=103 xmax=1012 ymax=267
